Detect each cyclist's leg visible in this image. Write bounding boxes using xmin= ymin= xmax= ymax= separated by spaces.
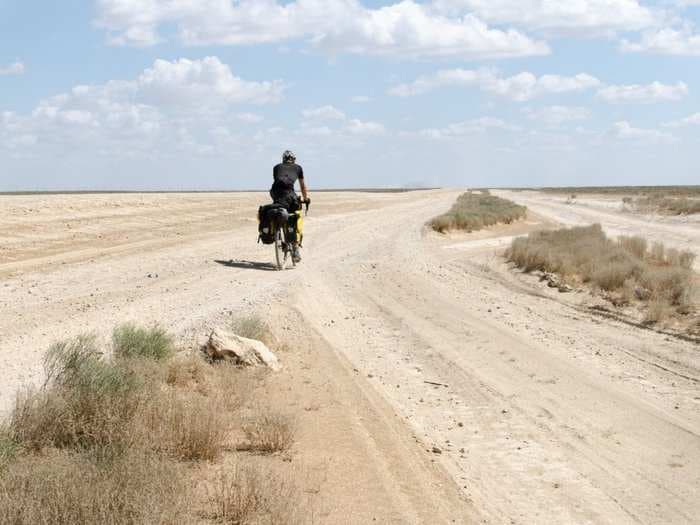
xmin=279 ymin=192 xmax=302 ymax=262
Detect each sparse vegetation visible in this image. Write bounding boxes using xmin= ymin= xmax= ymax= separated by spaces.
xmin=210 ymin=463 xmax=298 ymax=524
xmin=10 ymin=334 xmax=142 ymax=452
xmin=506 ymin=224 xmax=697 ymax=324
xmin=430 ymin=192 xmax=527 ymax=233
xmin=0 ymin=448 xmax=189 ymax=525
xmin=529 ymin=186 xmax=700 ymax=215
xmin=141 ymin=391 xmax=228 ymax=462
xmin=231 ymin=314 xmax=276 ymax=349
xmin=0 ymin=431 xmax=17 ymax=471
xmin=243 ymin=411 xmax=296 ymax=454
xmin=625 ymin=195 xmax=700 ymax=215
xmin=113 ymin=323 xmax=174 ymax=361
xmin=536 ymin=186 xmax=700 ymax=197
xmin=1 ymin=325 xmax=296 ymax=524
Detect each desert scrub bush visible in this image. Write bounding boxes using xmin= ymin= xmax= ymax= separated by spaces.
xmin=139 ymin=391 xmax=228 ymax=462
xmin=505 ymin=224 xmax=697 ymax=323
xmin=167 ymin=354 xmax=251 ymax=412
xmin=0 ymin=448 xmax=189 ymax=525
xmin=243 ymin=411 xmax=295 ymax=454
xmin=9 ymin=335 xmax=143 ymax=452
xmin=113 ymin=323 xmax=174 ymax=361
xmin=231 ymin=314 xmax=274 ymax=345
xmin=0 ymin=325 xmax=277 ymax=524
xmin=429 ymin=192 xmax=527 ymax=233
xmin=0 ymin=430 xmax=17 ymax=471
xmin=210 ymin=463 xmax=299 ymax=525
xmin=618 ymin=236 xmax=647 ymax=260
xmin=630 ymin=195 xmax=700 ymax=215
xmin=166 ymin=353 xmax=210 ymax=390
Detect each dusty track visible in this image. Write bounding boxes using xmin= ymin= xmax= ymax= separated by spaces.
xmin=1 ymin=190 xmax=698 ymax=524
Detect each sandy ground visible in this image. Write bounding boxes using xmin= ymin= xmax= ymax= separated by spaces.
xmin=1 ymin=189 xmax=699 ymax=524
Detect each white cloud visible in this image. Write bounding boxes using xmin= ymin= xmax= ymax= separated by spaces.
xmin=0 ymin=61 xmax=25 ymax=76
xmin=523 ymin=105 xmax=591 ymax=125
xmin=418 ymin=116 xmax=519 ymax=139
xmin=621 ymin=26 xmax=700 ymax=55
xmin=96 ymin=0 xmax=549 ymax=60
xmin=662 ymin=113 xmax=700 ymax=127
xmin=302 ymin=105 xmax=346 ymax=121
xmin=597 ymin=81 xmax=688 ymax=104
xmin=351 ymin=95 xmax=371 ymax=103
xmin=0 ymin=57 xmax=284 ymax=156
xmin=614 ymin=121 xmax=677 ymax=144
xmin=431 ymin=0 xmax=658 ymax=36
xmin=237 ymin=112 xmax=264 ymax=123
xmin=346 ymin=119 xmax=386 ymax=135
xmin=389 ymin=69 xmax=600 ymax=101
xmin=299 ymin=124 xmax=334 ymax=136
xmin=135 ymin=57 xmax=285 ymax=107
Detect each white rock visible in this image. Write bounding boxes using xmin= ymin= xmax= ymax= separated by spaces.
xmin=202 ymin=328 xmax=280 ymax=371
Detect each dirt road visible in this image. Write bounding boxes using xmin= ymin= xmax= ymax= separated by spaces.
xmin=1 ymin=190 xmax=698 ymax=524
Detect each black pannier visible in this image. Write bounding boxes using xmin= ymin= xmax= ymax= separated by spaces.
xmin=258 ymin=204 xmax=288 ymax=244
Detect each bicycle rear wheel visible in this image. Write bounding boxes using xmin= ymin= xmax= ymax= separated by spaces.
xmin=274 ymin=227 xmax=285 ymax=270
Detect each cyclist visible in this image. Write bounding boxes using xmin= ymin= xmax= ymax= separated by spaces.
xmin=270 ymin=150 xmax=309 ymax=262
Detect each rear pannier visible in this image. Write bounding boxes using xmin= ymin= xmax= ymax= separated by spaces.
xmin=257 ymin=204 xmax=288 ymax=244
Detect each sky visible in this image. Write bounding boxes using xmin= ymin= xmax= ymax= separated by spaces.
xmin=1 ymin=0 xmax=699 ymax=191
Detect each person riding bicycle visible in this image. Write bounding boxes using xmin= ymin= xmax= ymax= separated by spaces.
xmin=270 ymin=150 xmax=309 ymax=263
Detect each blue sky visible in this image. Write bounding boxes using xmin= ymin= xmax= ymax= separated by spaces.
xmin=1 ymin=0 xmax=699 ymax=190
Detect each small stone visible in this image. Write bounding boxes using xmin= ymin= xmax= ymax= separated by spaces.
xmin=432 ymin=446 xmax=442 ymax=454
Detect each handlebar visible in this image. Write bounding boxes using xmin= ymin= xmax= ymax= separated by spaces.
xmin=300 ymin=197 xmax=311 ymax=215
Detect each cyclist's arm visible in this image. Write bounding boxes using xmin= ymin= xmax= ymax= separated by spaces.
xmin=299 ymin=168 xmax=309 ymax=201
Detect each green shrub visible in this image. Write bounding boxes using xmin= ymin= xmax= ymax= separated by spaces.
xmin=113 ymin=324 xmax=173 ymax=361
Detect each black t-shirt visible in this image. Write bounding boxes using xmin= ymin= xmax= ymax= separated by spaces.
xmin=271 ymin=163 xmax=303 ymax=195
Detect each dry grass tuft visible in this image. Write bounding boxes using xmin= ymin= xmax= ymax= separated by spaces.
xmin=506 ymin=224 xmax=697 ymax=324
xmin=430 ymin=192 xmax=526 ymax=233
xmin=0 ymin=448 xmax=189 ymax=525
xmin=209 ymin=463 xmax=299 ymax=524
xmin=231 ymin=314 xmax=276 ymax=348
xmin=113 ymin=323 xmax=174 ymax=361
xmin=167 ymin=354 xmax=251 ymax=412
xmin=166 ymin=353 xmax=211 ymax=391
xmin=0 ymin=431 xmax=17 ymax=471
xmin=139 ymin=391 xmax=228 ymax=462
xmin=243 ymin=411 xmax=296 ymax=454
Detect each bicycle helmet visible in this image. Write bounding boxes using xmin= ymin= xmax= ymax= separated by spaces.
xmin=282 ymin=150 xmax=296 ymax=163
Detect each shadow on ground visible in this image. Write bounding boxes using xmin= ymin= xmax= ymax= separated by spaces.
xmin=214 ymin=259 xmax=278 ymax=272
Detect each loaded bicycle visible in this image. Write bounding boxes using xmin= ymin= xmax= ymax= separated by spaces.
xmin=258 ymin=197 xmax=310 ymax=270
